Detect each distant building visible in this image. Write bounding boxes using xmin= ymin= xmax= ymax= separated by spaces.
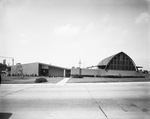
xmin=11 ymin=62 xmax=70 ymax=77
xmin=3 ymin=59 xmax=6 ymax=65
xmin=71 ymin=52 xmax=144 ymax=77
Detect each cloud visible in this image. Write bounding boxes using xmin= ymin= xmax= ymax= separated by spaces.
xmin=102 ymin=14 xmax=111 ymax=23
xmin=85 ymin=23 xmax=95 ymax=32
xmin=19 ymin=39 xmax=30 ymax=44
xmin=19 ymin=33 xmax=31 ymax=44
xmin=122 ymin=29 xmax=129 ymax=36
xmin=135 ymin=12 xmax=150 ymax=25
xmin=54 ymin=24 xmax=81 ymax=36
xmin=103 ymin=24 xmax=117 ymax=33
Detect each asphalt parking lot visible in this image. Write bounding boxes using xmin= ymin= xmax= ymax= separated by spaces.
xmin=0 ymin=81 xmax=150 ymax=119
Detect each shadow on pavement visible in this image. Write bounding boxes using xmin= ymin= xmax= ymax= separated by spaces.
xmin=0 ymin=112 xmax=12 ymax=119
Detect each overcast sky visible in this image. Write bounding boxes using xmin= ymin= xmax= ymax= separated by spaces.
xmin=0 ymin=0 xmax=150 ymax=70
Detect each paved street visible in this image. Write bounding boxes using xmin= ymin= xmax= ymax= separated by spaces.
xmin=0 ymin=82 xmax=150 ymax=119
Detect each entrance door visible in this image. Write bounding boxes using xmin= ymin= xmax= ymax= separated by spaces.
xmin=41 ymin=69 xmax=48 ymax=76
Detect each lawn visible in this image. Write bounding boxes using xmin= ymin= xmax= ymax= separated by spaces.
xmin=2 ymin=75 xmax=150 ymax=84
xmin=1 ymin=75 xmax=64 ymax=84
xmin=67 ymin=77 xmax=150 ymax=83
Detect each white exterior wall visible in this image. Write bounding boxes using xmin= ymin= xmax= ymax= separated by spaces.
xmin=11 ymin=65 xmax=17 ymax=75
xmin=81 ymin=68 xmax=99 ymax=76
xmin=71 ymin=68 xmax=99 ymax=76
xmin=23 ymin=63 xmax=39 ymax=75
xmin=101 ymin=70 xmax=140 ymax=76
xmin=11 ymin=63 xmax=39 ymax=76
xmin=71 ymin=68 xmax=143 ymax=77
xmin=71 ymin=68 xmax=80 ymax=75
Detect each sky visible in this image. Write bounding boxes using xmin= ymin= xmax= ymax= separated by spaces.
xmin=0 ymin=0 xmax=150 ymax=70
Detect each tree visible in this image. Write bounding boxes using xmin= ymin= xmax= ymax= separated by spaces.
xmin=16 ymin=63 xmax=23 ymax=77
xmin=0 ymin=63 xmax=7 ymax=71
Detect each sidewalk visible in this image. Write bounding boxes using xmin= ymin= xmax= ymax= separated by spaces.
xmin=55 ymin=78 xmax=70 ymax=86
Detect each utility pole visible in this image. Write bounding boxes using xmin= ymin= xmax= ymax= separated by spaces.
xmin=79 ymin=59 xmax=82 ymax=68
xmin=78 ymin=59 xmax=82 ymax=76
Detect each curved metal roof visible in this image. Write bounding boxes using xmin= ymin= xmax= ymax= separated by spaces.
xmin=98 ymin=52 xmax=137 ymax=68
xmin=98 ymin=53 xmax=116 ymax=66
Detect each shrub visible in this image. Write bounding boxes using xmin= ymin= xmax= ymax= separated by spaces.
xmin=72 ymin=75 xmax=83 ymax=78
xmin=35 ymin=77 xmax=48 ymax=83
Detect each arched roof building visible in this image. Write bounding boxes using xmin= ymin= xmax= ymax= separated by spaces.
xmin=97 ymin=52 xmax=138 ymax=71
xmin=71 ymin=51 xmax=144 ymax=77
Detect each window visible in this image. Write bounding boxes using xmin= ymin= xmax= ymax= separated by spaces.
xmin=122 ymin=61 xmax=125 ymax=65
xmin=111 ymin=65 xmax=113 ymax=69
xmin=105 ymin=53 xmax=136 ymax=71
xmin=120 ymin=55 xmax=123 ymax=61
xmin=122 ymin=66 xmax=125 ymax=70
xmin=129 ymin=60 xmax=132 ymax=65
xmin=114 ymin=65 xmax=116 ymax=70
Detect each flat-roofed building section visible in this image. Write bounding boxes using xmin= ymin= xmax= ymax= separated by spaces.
xmin=11 ymin=62 xmax=70 ymax=77
xmin=71 ymin=68 xmax=99 ymax=77
xmin=11 ymin=63 xmax=39 ymax=76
